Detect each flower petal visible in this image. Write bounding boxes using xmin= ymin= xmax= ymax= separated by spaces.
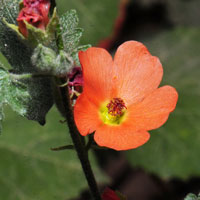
xmin=74 ymin=94 xmax=101 ymax=136
xmin=113 ymin=41 xmax=163 ymax=105
xmin=79 ymin=48 xmax=116 ymax=106
xmin=94 ymin=124 xmax=150 ymax=151
xmin=128 ymin=86 xmax=178 ymax=131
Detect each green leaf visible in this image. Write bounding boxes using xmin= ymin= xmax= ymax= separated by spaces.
xmin=0 ymin=0 xmax=55 ymax=125
xmin=184 ymin=193 xmax=200 ymax=200
xmin=0 ymin=0 xmax=19 ymax=24
xmin=126 ymin=27 xmax=200 ymax=179
xmin=0 ymin=53 xmax=11 ymax=70
xmin=59 ymin=9 xmax=83 ymax=54
xmin=58 ymin=9 xmax=90 ymax=65
xmin=0 ymin=65 xmax=29 ymax=115
xmin=56 ymin=0 xmax=121 ymax=45
xmin=0 ymin=106 xmax=108 ymax=200
xmin=0 ymin=64 xmax=30 ymax=131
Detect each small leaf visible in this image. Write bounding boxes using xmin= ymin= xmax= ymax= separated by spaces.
xmin=59 ymin=9 xmax=83 ymax=54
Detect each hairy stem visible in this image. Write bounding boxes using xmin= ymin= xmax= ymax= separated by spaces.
xmin=59 ymin=82 xmax=102 ymax=200
xmin=10 ymin=73 xmax=55 ymax=80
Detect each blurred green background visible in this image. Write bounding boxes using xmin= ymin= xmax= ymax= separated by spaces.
xmin=1 ymin=0 xmax=200 ymax=199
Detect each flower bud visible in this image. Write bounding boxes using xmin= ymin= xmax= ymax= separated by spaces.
xmin=17 ymin=0 xmax=50 ymax=37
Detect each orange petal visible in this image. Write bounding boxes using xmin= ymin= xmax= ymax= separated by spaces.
xmin=113 ymin=41 xmax=163 ymax=106
xmin=94 ymin=124 xmax=150 ymax=151
xmin=127 ymin=86 xmax=178 ymax=131
xmin=79 ymin=48 xmax=116 ymax=106
xmin=74 ymin=94 xmax=102 ymax=136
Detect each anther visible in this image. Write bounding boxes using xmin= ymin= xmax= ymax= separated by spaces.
xmin=107 ymin=98 xmax=127 ymax=116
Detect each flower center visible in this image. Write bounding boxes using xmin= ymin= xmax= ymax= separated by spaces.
xmin=99 ymin=98 xmax=127 ymax=126
xmin=107 ymin=98 xmax=127 ymax=116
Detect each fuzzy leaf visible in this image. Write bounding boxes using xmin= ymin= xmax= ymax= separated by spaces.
xmin=126 ymin=28 xmax=200 ymax=179
xmin=0 ymin=63 xmax=30 ymax=131
xmin=0 ymin=0 xmax=54 ymax=125
xmin=59 ymin=9 xmax=83 ymax=54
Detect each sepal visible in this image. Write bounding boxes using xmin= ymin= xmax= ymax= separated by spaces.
xmin=3 ymin=18 xmax=25 ymax=40
xmin=31 ymin=44 xmax=73 ymax=75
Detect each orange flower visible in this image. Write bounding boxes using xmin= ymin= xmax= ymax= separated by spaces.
xmin=74 ymin=41 xmax=178 ymax=151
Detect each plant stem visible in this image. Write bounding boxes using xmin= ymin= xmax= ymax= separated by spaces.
xmin=10 ymin=73 xmax=55 ymax=80
xmin=59 ymin=83 xmax=102 ymax=200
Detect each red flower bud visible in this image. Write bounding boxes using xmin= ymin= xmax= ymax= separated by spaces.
xmin=17 ymin=0 xmax=50 ymax=37
xmin=38 ymin=1 xmax=50 ymax=26
xmin=23 ymin=0 xmax=49 ymax=8
xmin=17 ymin=7 xmax=45 ymax=37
